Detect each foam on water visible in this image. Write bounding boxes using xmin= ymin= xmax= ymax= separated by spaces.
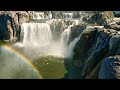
xmin=15 ymin=21 xmax=84 ymax=59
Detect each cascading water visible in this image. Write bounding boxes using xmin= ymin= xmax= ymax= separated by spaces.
xmin=65 ymin=31 xmax=84 ymax=59
xmin=21 ymin=23 xmax=52 ymax=47
xmin=14 ymin=23 xmax=53 ymax=59
xmin=60 ymin=28 xmax=71 ymax=47
xmin=14 ymin=12 xmax=86 ymax=59
xmin=1 ymin=11 xmax=97 ymax=79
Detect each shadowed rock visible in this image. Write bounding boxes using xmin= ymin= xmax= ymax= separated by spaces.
xmin=99 ymin=56 xmax=120 ymax=79
xmin=0 ymin=11 xmax=31 ymax=42
xmin=65 ymin=28 xmax=120 ymax=79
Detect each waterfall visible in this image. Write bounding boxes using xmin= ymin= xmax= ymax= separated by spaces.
xmin=60 ymin=25 xmax=85 ymax=58
xmin=66 ymin=32 xmax=83 ymax=58
xmin=60 ymin=29 xmax=71 ymax=47
xmin=14 ymin=17 xmax=84 ymax=59
xmin=21 ymin=23 xmax=52 ymax=47
xmin=61 ymin=28 xmax=84 ymax=58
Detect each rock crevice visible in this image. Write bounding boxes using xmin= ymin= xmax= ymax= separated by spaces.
xmin=65 ymin=28 xmax=120 ymax=79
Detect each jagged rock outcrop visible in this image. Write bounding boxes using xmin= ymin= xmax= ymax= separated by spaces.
xmin=68 ymin=24 xmax=87 ymax=44
xmin=51 ymin=11 xmax=81 ymax=19
xmin=51 ymin=11 xmax=65 ymax=19
xmin=105 ymin=24 xmax=120 ymax=31
xmin=114 ymin=11 xmax=120 ymax=17
xmin=46 ymin=19 xmax=83 ymax=41
xmin=65 ymin=27 xmax=120 ymax=79
xmin=0 ymin=11 xmax=32 ymax=42
xmin=83 ymin=11 xmax=114 ymax=26
xmin=99 ymin=56 xmax=120 ymax=79
xmin=46 ymin=19 xmax=68 ymax=41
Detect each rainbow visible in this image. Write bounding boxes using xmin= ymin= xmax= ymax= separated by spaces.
xmin=0 ymin=44 xmax=43 ymax=79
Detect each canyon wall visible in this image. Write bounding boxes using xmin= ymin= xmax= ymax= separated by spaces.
xmin=0 ymin=11 xmax=32 ymax=42
xmin=65 ymin=28 xmax=120 ymax=79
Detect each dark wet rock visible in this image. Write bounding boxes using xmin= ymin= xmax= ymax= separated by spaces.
xmin=109 ymin=34 xmax=120 ymax=50
xmin=72 ymin=12 xmax=81 ymax=19
xmin=116 ymin=22 xmax=120 ymax=25
xmin=73 ymin=29 xmax=98 ymax=64
xmin=80 ymin=30 xmax=110 ymax=78
xmin=0 ymin=11 xmax=31 ymax=42
xmin=104 ymin=24 xmax=120 ymax=31
xmin=68 ymin=24 xmax=87 ymax=44
xmin=65 ymin=27 xmax=120 ymax=79
xmin=99 ymin=55 xmax=120 ymax=79
xmin=114 ymin=11 xmax=120 ymax=17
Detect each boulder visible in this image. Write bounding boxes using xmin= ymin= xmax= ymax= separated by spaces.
xmin=99 ymin=55 xmax=120 ymax=79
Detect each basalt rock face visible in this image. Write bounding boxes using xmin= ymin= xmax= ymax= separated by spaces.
xmin=46 ymin=19 xmax=68 ymax=41
xmin=99 ymin=56 xmax=120 ymax=79
xmin=83 ymin=11 xmax=114 ymax=26
xmin=0 ymin=11 xmax=31 ymax=42
xmin=46 ymin=19 xmax=84 ymax=41
xmin=65 ymin=28 xmax=120 ymax=79
xmin=104 ymin=24 xmax=120 ymax=31
xmin=68 ymin=24 xmax=87 ymax=44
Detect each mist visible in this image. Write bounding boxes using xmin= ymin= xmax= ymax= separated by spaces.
xmin=0 ymin=45 xmax=41 ymax=79
xmin=14 ymin=22 xmax=82 ymax=60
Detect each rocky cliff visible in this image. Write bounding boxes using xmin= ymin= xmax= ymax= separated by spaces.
xmin=82 ymin=11 xmax=114 ymax=26
xmin=0 ymin=11 xmax=32 ymax=42
xmin=65 ymin=27 xmax=120 ymax=79
xmin=1 ymin=11 xmax=120 ymax=79
xmin=62 ymin=11 xmax=120 ymax=79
